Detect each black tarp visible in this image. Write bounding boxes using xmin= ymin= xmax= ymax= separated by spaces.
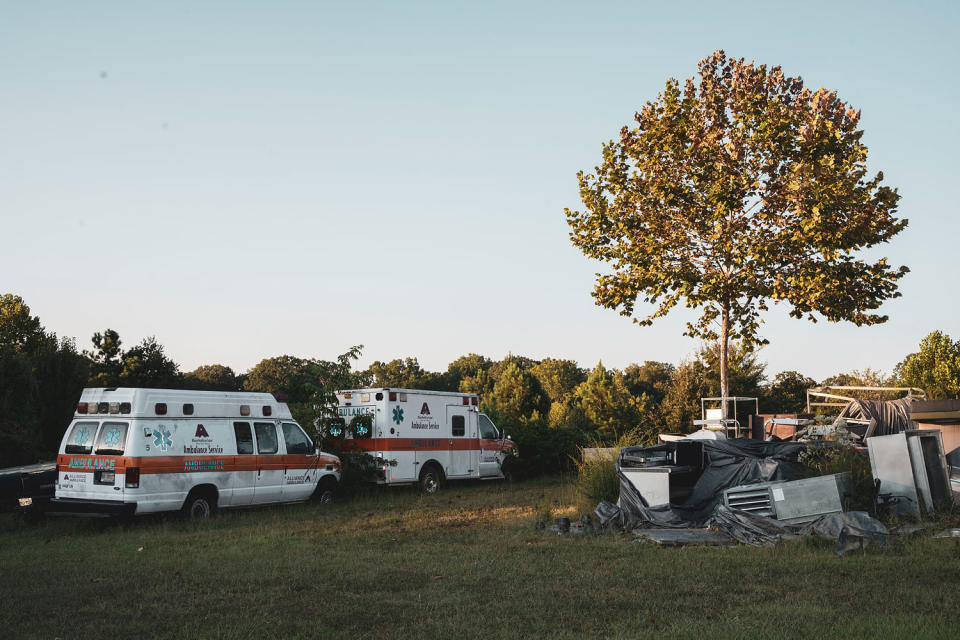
xmin=594 ymin=438 xmax=896 ymax=554
xmin=602 ymin=439 xmax=808 ymax=529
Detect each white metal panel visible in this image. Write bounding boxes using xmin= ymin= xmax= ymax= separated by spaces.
xmin=868 ymin=432 xmax=921 ymax=518
xmin=621 ymin=468 xmax=671 ymax=507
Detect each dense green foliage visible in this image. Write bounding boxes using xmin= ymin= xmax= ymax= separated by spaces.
xmin=1 ymin=292 xmax=958 ymax=474
xmin=895 ymin=331 xmax=960 ymax=400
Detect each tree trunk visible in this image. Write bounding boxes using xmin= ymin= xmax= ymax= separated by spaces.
xmin=719 ymin=305 xmax=730 ymax=419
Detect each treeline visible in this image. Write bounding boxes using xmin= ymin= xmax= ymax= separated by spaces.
xmin=2 ymin=293 xmax=959 ymax=471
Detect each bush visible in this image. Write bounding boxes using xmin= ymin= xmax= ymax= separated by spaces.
xmin=335 ymin=450 xmax=393 ymax=497
xmin=799 ymin=442 xmax=874 ymax=512
xmin=492 ymin=413 xmax=583 ymax=479
xmin=572 ymin=429 xmax=647 ymax=512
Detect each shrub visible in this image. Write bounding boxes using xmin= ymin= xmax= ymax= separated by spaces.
xmin=496 ymin=417 xmax=583 ymax=479
xmin=799 ymin=441 xmax=874 ymax=512
xmin=572 ymin=429 xmax=646 ymax=512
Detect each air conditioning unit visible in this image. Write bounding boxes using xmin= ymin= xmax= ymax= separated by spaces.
xmin=723 ymin=473 xmax=851 ymax=524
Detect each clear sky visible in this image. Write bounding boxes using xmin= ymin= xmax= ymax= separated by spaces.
xmin=2 ymin=1 xmax=957 ymax=380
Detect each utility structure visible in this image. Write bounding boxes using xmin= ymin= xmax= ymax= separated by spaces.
xmin=806 ymin=386 xmax=926 ymax=413
xmin=696 ymin=396 xmax=760 ymax=438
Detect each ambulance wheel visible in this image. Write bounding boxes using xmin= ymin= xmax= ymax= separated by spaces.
xmin=419 ymin=464 xmax=442 ymax=494
xmin=183 ymin=489 xmax=217 ymax=519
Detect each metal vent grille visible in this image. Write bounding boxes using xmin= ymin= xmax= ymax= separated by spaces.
xmin=724 ymin=486 xmax=774 ymax=517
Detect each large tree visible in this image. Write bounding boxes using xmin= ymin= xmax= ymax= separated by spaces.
xmin=364 ymin=357 xmax=447 ymax=391
xmin=0 ymin=293 xmax=44 ymax=351
xmin=185 ymin=364 xmax=240 ymax=391
xmin=895 ymin=331 xmax=960 ymax=400
xmin=566 ymin=50 xmax=908 ymax=415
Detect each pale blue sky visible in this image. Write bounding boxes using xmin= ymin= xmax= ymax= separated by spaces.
xmin=2 ymin=1 xmax=957 ymax=380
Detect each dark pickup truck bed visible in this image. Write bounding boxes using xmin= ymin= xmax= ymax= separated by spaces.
xmin=0 ymin=462 xmax=56 ymax=515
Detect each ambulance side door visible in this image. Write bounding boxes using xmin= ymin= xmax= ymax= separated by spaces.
xmin=446 ymin=405 xmax=473 ymax=477
xmin=478 ymin=413 xmax=502 ymax=477
xmin=231 ymin=421 xmax=256 ymax=505
xmin=253 ymin=421 xmax=284 ymax=503
xmin=280 ymin=422 xmax=316 ymax=502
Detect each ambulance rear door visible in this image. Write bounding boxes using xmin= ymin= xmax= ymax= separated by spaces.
xmin=58 ymin=420 xmax=130 ymax=501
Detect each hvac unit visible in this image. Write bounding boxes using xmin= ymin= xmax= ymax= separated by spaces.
xmin=722 ymin=473 xmax=851 ymax=524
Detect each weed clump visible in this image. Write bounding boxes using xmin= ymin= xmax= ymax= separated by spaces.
xmin=572 ymin=429 xmax=646 ymax=513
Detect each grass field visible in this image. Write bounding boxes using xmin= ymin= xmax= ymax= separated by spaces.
xmin=2 ymin=476 xmax=959 ymax=639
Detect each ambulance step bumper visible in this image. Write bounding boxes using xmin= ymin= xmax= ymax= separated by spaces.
xmin=49 ymin=498 xmax=137 ymax=517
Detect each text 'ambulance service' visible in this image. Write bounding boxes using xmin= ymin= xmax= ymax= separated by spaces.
xmin=53 ymin=388 xmax=340 ymax=518
xmin=333 ymin=388 xmax=518 ymax=493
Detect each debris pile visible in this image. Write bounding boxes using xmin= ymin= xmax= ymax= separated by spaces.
xmin=541 ymin=427 xmax=960 ymax=555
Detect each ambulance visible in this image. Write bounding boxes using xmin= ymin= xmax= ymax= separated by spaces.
xmin=333 ymin=388 xmax=518 ymax=492
xmin=52 ymin=388 xmax=341 ymax=518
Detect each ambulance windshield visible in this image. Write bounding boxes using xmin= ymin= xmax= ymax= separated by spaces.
xmin=95 ymin=422 xmax=129 ymax=455
xmin=65 ymin=421 xmax=99 ymax=454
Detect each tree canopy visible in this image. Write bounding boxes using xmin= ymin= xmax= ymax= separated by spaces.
xmin=185 ymin=364 xmax=240 ymax=391
xmin=896 ymin=331 xmax=960 ymax=400
xmin=566 ymin=50 xmax=908 ymax=410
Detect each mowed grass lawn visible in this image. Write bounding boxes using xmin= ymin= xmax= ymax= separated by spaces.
xmin=2 ymin=476 xmax=960 ymax=639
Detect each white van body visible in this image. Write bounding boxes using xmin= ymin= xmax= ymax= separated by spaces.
xmin=53 ymin=388 xmax=340 ymax=516
xmin=334 ymin=388 xmax=517 ymax=488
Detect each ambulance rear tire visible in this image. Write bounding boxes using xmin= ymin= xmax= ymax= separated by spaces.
xmin=419 ymin=464 xmax=442 ymax=494
xmin=183 ymin=488 xmax=217 ymax=519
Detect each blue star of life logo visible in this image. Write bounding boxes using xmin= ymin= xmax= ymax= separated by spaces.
xmin=392 ymin=406 xmax=404 ymax=425
xmin=103 ymin=427 xmax=122 ymax=447
xmin=153 ymin=427 xmax=172 ymax=452
xmin=74 ymin=426 xmax=90 ymax=446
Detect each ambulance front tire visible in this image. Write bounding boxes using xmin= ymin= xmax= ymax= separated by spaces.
xmin=419 ymin=463 xmax=442 ymax=494
xmin=312 ymin=476 xmax=337 ymax=504
xmin=182 ymin=487 xmax=218 ymax=519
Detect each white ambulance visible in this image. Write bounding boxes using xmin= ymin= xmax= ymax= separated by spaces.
xmin=52 ymin=388 xmax=341 ymax=518
xmin=333 ymin=388 xmax=518 ymax=492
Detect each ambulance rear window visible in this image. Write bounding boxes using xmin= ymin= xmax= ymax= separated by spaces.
xmin=95 ymin=422 xmax=129 ymax=455
xmin=234 ymin=422 xmax=254 ymax=455
xmin=65 ymin=421 xmax=99 ymax=454
xmin=254 ymin=422 xmax=278 ymax=454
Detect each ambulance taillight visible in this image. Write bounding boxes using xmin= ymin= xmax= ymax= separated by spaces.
xmin=125 ymin=467 xmax=140 ymax=488
xmin=155 ymin=403 xmax=167 ymax=415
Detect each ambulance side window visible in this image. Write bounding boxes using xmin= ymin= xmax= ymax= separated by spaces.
xmin=65 ymin=421 xmax=99 ymax=454
xmin=452 ymin=415 xmax=465 ymax=437
xmin=479 ymin=414 xmax=499 ymax=440
xmin=234 ymin=422 xmax=254 ymax=455
xmin=282 ymin=423 xmax=313 ymax=454
xmin=254 ymin=422 xmax=278 ymax=454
